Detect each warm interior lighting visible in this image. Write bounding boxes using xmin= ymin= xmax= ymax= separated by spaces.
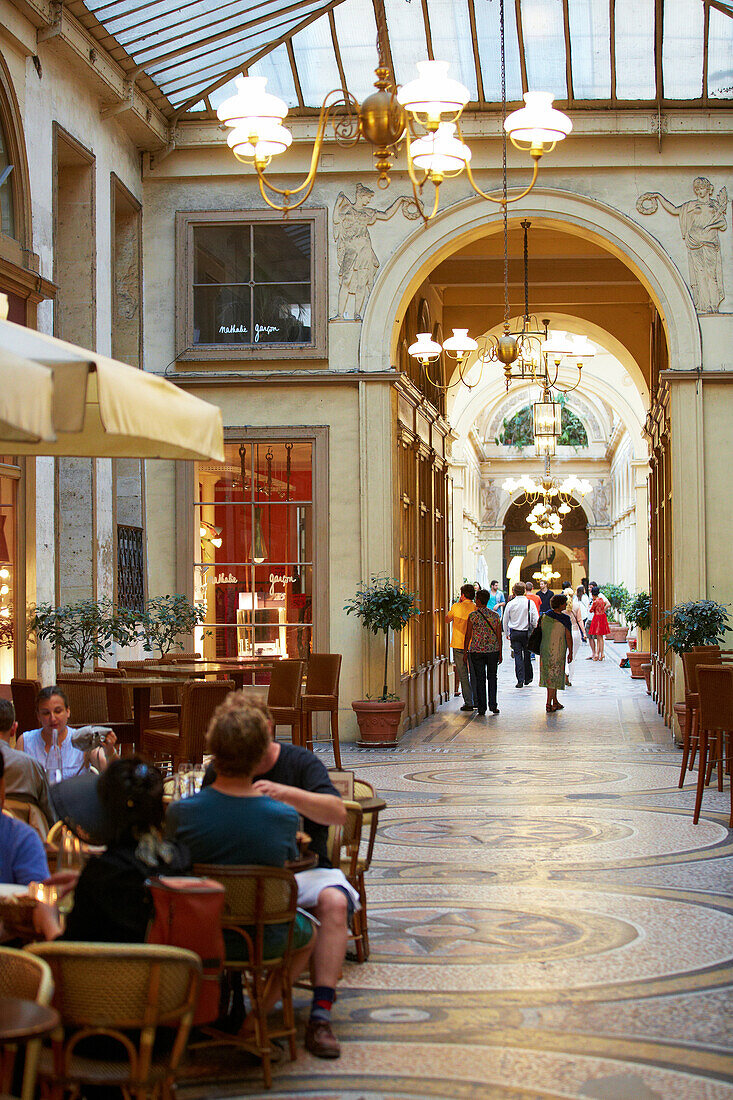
xmin=397 ymin=60 xmax=471 ymax=127
xmin=408 ymin=332 xmax=443 ymax=365
xmin=410 ymin=122 xmax=471 ymax=179
xmin=505 ymin=92 xmax=573 ymax=153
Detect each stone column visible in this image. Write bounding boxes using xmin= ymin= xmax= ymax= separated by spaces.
xmin=631 ymin=460 xmax=651 ymax=590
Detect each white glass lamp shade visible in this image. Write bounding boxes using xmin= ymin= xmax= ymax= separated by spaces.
xmin=217 ymin=76 xmax=288 ymax=128
xmin=227 ymin=122 xmax=292 ymax=162
xmin=535 ymin=433 xmax=557 ymax=457
xmin=442 ymin=328 xmax=478 ymax=359
xmin=504 ymin=92 xmax=573 ymax=152
xmin=569 ymin=335 xmax=596 ymax=360
xmin=397 ymin=61 xmax=470 ymax=126
xmin=541 ymin=332 xmax=574 ymax=360
xmin=558 ymin=502 xmax=571 ymax=514
xmin=533 ymin=398 xmax=562 ymax=439
xmin=502 ymin=477 xmax=518 ymax=492
xmin=410 ymin=123 xmax=471 ymax=178
xmin=408 ymin=332 xmax=442 ymax=364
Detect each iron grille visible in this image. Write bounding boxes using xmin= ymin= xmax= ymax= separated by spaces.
xmin=117 ymin=524 xmax=145 ymax=611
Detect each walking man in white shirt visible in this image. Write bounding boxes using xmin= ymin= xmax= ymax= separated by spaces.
xmin=503 ymin=582 xmax=539 ymax=688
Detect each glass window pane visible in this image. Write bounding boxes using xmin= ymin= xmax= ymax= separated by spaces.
xmin=193 ymin=285 xmax=251 ymax=345
xmin=474 ymin=0 xmax=523 ymax=101
xmin=384 ymin=0 xmax=429 ymax=87
xmin=663 ymin=0 xmax=703 ymax=99
xmin=425 ymin=0 xmax=478 ymax=100
xmin=614 ymin=0 xmax=655 ymax=99
xmin=250 ymin=43 xmax=300 ymax=109
xmin=708 ymin=8 xmax=733 ymax=100
xmin=290 ymin=14 xmax=342 ymax=106
xmin=521 ymin=0 xmax=567 ymax=98
xmin=333 ymin=0 xmax=381 ymax=103
xmin=0 ymin=120 xmax=15 ymax=240
xmin=194 ymin=226 xmax=250 ymax=285
xmin=568 ymin=0 xmax=611 ymax=99
xmin=0 ymin=476 xmax=16 ymax=681
xmin=253 ymin=285 xmax=311 ymax=344
xmin=253 ymin=223 xmax=311 ymax=282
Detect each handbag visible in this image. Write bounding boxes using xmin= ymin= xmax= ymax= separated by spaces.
xmin=527 ymin=603 xmax=543 ymax=655
xmin=146 ymin=875 xmax=226 ymax=1025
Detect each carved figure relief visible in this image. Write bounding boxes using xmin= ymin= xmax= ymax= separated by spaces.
xmin=333 ymin=184 xmax=419 ymax=319
xmin=481 ymin=480 xmax=502 ymax=526
xmin=591 ymin=479 xmax=610 ymax=525
xmin=637 ymin=178 xmax=727 ymax=313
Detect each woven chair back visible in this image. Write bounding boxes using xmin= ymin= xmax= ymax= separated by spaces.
xmin=27 ymin=942 xmax=201 ymax=1028
xmin=305 ymin=654 xmax=341 ymax=697
xmin=697 ymin=664 xmax=733 ymax=733
xmin=180 ymin=680 xmax=235 ymax=762
xmin=682 ymin=649 xmax=722 ymax=695
xmin=11 ymin=677 xmax=41 ymax=736
xmin=3 ymin=796 xmax=50 ymax=840
xmin=0 ymin=946 xmax=53 ymax=1003
xmin=191 ymin=865 xmax=298 ymax=964
xmin=56 ymin=677 xmax=109 ymax=725
xmin=158 ymin=652 xmax=201 ymax=663
xmin=118 ymin=661 xmax=164 ymax=706
xmin=267 ymin=659 xmax=304 ymax=709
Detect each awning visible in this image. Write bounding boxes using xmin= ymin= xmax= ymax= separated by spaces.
xmin=0 ymin=302 xmax=224 ymax=462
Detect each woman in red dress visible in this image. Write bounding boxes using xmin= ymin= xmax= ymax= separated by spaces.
xmin=587 ymin=584 xmax=610 ymax=661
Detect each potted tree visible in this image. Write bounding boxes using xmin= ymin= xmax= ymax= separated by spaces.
xmin=345 ymin=575 xmax=419 ymax=746
xmin=139 ymin=594 xmax=208 ymax=657
xmin=626 ymin=591 xmax=651 ymax=679
xmin=29 ymin=598 xmax=138 ymax=671
xmin=664 ymin=599 xmax=730 ymax=654
xmin=601 ymin=583 xmax=631 ymax=643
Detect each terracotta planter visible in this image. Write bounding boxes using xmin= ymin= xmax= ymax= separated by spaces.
xmin=640 ymin=662 xmax=652 ymax=694
xmin=352 ymin=699 xmax=405 ymax=747
xmin=628 ymin=636 xmax=637 ymax=651
xmin=628 ymin=651 xmax=651 ymax=679
xmin=607 ymin=623 xmax=628 ymax=643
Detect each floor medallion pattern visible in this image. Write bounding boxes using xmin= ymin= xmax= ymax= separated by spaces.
xmin=180 ymin=647 xmax=733 ymax=1099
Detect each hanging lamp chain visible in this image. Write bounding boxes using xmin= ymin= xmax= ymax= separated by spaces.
xmin=501 ymin=0 xmax=509 ymax=327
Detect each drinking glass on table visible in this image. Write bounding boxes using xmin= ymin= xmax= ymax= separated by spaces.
xmin=177 ymin=762 xmax=192 ymax=798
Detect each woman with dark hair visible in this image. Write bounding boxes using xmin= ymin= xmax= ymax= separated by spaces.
xmin=17 ymin=686 xmax=116 ymax=781
xmin=587 ymin=584 xmax=611 ymax=661
xmin=539 ymin=594 xmax=574 ymax=712
xmin=34 ymin=756 xmax=189 ymax=943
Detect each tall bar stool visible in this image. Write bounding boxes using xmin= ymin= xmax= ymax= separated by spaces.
xmin=694 ymin=664 xmax=733 ymax=826
xmin=301 ymin=654 xmax=342 ymax=767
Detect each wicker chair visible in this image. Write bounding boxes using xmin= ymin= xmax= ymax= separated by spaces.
xmin=327 ymin=799 xmax=367 ymax=961
xmin=679 ymin=649 xmax=722 ymax=786
xmin=0 ymin=946 xmax=54 ymax=1100
xmin=141 ymin=679 xmax=235 ymax=768
xmin=267 ymin=660 xmax=304 ymax=747
xmin=26 ymin=941 xmax=200 ymax=1100
xmin=3 ymin=795 xmax=50 ymax=840
xmin=190 ymin=865 xmax=300 ymax=1089
xmin=56 ymin=675 xmax=135 ymax=749
xmin=301 ymin=654 xmax=342 ymax=767
xmin=10 ymin=677 xmax=41 ymax=737
xmin=118 ymin=661 xmax=165 ymax=707
xmin=695 ymin=664 xmax=733 ymax=827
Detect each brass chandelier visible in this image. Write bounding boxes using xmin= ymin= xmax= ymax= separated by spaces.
xmin=216 ymin=0 xmax=571 ymax=223
xmin=503 ymin=454 xmax=592 ymax=540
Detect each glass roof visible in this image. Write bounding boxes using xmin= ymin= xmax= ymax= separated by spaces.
xmin=68 ymin=0 xmax=733 ymax=118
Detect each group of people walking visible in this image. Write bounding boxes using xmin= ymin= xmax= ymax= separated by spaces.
xmin=447 ymin=578 xmax=613 ymax=716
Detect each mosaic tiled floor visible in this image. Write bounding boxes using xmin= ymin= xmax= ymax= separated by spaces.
xmin=180 ymin=644 xmax=733 ymax=1099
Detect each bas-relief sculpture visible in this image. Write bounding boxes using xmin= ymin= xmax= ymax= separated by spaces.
xmin=333 ymin=184 xmax=419 ymax=319
xmin=637 ymin=178 xmax=727 ymax=314
xmin=591 ymin=479 xmax=610 ymax=525
xmin=481 ymin=480 xmax=502 ymax=526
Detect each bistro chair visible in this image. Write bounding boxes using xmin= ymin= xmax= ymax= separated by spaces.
xmin=693 ymin=664 xmax=733 ymax=827
xmin=10 ymin=678 xmax=40 ymax=738
xmin=326 ymin=798 xmax=368 ymax=961
xmin=157 ymin=652 xmax=201 ymax=662
xmin=267 ymin=660 xmax=304 ymax=747
xmin=190 ymin=864 xmax=301 ymax=1089
xmin=141 ymin=679 xmax=235 ymax=768
xmin=27 ymin=942 xmax=200 ymax=1100
xmin=2 ymin=795 xmax=50 ymax=841
xmin=678 ymin=649 xmax=722 ymax=787
xmin=301 ymin=654 xmax=342 ymax=767
xmin=118 ymin=661 xmax=165 ymax=708
xmin=0 ymin=947 xmax=54 ymax=1100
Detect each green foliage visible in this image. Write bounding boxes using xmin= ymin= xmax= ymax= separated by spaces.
xmin=663 ymin=599 xmax=730 ymax=655
xmin=344 ymin=575 xmax=419 ymax=701
xmin=600 ymin=583 xmax=632 ymax=622
xmin=140 ymin=594 xmax=208 ymax=656
xmin=495 ymin=397 xmax=588 ymax=448
xmin=626 ymin=591 xmax=652 ymax=631
xmin=29 ymin=598 xmax=131 ymax=672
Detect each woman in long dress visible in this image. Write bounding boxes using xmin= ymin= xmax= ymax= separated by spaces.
xmin=539 ymin=593 xmax=573 ymax=712
xmin=587 ymin=584 xmax=610 ymax=661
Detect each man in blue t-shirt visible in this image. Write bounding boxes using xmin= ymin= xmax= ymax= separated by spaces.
xmin=487 ymin=579 xmax=506 ymax=618
xmin=0 ymin=750 xmax=49 ymax=885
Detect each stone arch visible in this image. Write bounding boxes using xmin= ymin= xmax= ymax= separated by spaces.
xmin=481 ymin=387 xmax=605 ymax=447
xmin=0 ymin=52 xmax=32 ymax=251
xmin=360 ymin=187 xmax=701 ymax=378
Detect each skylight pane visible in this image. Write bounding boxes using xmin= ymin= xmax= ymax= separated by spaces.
xmin=568 ymin=0 xmax=611 ymax=99
xmin=614 ymin=0 xmax=655 ymax=99
xmin=425 ymin=0 xmax=478 ymax=101
xmin=153 ymin=22 xmax=304 ymax=95
xmin=474 ymin=0 xmax=523 ymax=101
xmin=384 ymin=0 xmax=428 ymax=86
xmin=291 ymin=15 xmax=342 ymax=106
xmin=708 ymin=8 xmax=733 ymax=100
xmin=663 ymin=0 xmax=703 ymax=98
xmin=333 ymin=0 xmax=380 ymax=102
xmin=249 ymin=44 xmax=299 ymax=109
xmin=521 ymin=0 xmax=567 ymax=98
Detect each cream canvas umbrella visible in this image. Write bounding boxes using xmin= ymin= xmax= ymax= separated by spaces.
xmin=0 ymin=295 xmax=224 ymax=461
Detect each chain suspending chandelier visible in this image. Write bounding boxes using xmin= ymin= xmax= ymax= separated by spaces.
xmin=217 ymin=0 xmax=571 ymax=223
xmin=503 ymin=454 xmax=592 ymax=540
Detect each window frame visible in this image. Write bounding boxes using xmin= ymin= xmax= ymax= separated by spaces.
xmin=175 ymin=209 xmax=327 ymax=362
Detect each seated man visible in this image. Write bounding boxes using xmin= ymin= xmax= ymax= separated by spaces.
xmin=0 ymin=749 xmax=49 ymax=885
xmin=202 ymin=698 xmax=354 ymax=1060
xmin=167 ymin=695 xmax=316 ymax=1032
xmin=0 ymin=699 xmax=55 ymax=831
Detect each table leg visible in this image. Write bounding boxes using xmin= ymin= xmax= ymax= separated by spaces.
xmin=132 ymin=686 xmax=152 ymax=752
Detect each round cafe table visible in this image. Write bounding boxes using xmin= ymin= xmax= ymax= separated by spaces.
xmin=0 ymin=997 xmax=59 ymax=1095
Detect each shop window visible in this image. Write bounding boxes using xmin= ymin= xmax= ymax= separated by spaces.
xmin=176 ymin=210 xmax=326 ymax=361
xmin=195 ymin=441 xmax=314 ymax=660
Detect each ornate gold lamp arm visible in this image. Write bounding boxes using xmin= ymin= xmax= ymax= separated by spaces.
xmin=460 ymin=127 xmax=542 ymax=206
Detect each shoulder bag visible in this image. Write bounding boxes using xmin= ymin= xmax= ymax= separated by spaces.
xmin=527 ymin=601 xmax=543 ymax=655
